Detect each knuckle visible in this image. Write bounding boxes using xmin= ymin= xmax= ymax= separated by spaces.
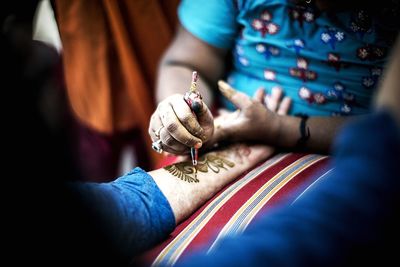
xmin=183 ymin=137 xmax=197 ymax=146
xmin=150 ymin=113 xmax=157 ymax=122
xmin=164 ymin=135 xmax=176 ymax=146
xmin=166 ymin=122 xmax=179 ymax=133
xmin=181 ymin=114 xmax=193 ymax=126
xmin=194 ymin=128 xmax=204 ymax=138
xmin=181 ymin=115 xmax=203 ymax=135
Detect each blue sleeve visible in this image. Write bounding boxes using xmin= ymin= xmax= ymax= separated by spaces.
xmin=72 ymin=167 xmax=175 ymax=257
xmin=178 ymin=0 xmax=239 ymax=49
xmin=175 ymin=111 xmax=400 ymax=267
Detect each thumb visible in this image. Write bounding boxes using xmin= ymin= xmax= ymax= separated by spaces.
xmin=218 ymin=80 xmax=252 ymax=109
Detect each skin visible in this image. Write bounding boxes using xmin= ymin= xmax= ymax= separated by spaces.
xmin=374 ymin=36 xmax=400 ymax=126
xmin=149 ymin=143 xmax=274 ymax=224
xmin=163 ymin=152 xmax=237 ymax=183
xmin=148 ymin=32 xmax=400 ymax=249
xmin=149 ymin=25 xmax=356 ymax=156
xmin=148 ymin=33 xmax=400 ymax=267
xmin=213 ymin=81 xmax=353 ymax=154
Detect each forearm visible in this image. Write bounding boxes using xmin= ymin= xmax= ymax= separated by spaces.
xmin=156 ymin=64 xmax=214 ymax=106
xmin=155 ymin=25 xmax=227 ymax=106
xmin=275 ymin=115 xmax=358 ymax=154
xmin=150 ymin=144 xmax=273 ymax=224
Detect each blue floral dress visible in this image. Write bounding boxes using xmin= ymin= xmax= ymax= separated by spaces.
xmin=178 ymin=0 xmax=399 ymax=116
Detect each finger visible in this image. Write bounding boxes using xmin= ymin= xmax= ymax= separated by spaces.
xmin=158 ymin=102 xmax=203 ymax=148
xmin=253 ymin=87 xmax=266 ymax=103
xmin=194 ymin=101 xmax=214 ymax=141
xmin=158 ymin=126 xmax=188 ymax=154
xmin=265 ymin=94 xmax=275 ymax=111
xmin=173 ymin=97 xmax=204 ymax=138
xmin=218 ymin=80 xmax=252 ymax=109
xmin=148 ymin=112 xmax=163 ymax=141
xmin=277 ymin=97 xmax=292 ymax=115
xmin=149 ymin=111 xmax=187 ymax=154
xmin=265 ymin=86 xmax=283 ymax=112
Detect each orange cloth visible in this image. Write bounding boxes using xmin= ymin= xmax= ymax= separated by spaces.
xmin=55 ymin=0 xmax=180 ymax=167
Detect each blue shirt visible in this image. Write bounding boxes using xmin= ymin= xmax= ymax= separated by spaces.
xmin=73 ymin=167 xmax=175 ymax=258
xmin=179 ymin=0 xmax=398 ymax=116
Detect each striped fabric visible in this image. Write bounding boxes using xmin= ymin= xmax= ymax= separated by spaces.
xmin=136 ymin=153 xmax=331 ymax=267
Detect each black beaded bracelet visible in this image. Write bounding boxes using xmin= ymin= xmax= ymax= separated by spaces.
xmin=295 ymin=113 xmax=310 ymax=146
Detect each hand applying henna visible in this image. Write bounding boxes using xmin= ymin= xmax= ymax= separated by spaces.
xmin=184 ymin=71 xmax=203 ymax=165
xmin=149 ymin=73 xmax=214 ymax=155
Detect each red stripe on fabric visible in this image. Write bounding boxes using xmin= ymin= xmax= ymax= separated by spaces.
xmin=252 ymin=157 xmax=331 ymax=222
xmin=136 ymin=176 xmax=227 ymax=264
xmin=136 ymin=153 xmax=318 ymax=266
xmin=178 ymin=153 xmax=305 ymax=258
xmin=136 ymin=153 xmax=272 ymax=264
xmin=136 ymin=153 xmax=290 ymax=264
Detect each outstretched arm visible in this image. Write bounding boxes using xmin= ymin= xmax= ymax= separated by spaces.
xmin=150 ymin=144 xmax=274 ymax=224
xmin=73 ymin=143 xmax=274 ymax=258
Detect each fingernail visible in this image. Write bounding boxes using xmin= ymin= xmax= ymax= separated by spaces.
xmin=257 ymin=87 xmax=265 ymax=93
xmin=272 ymin=86 xmax=282 ymax=95
xmin=218 ymin=80 xmax=235 ymax=99
xmin=194 ymin=142 xmax=202 ymax=149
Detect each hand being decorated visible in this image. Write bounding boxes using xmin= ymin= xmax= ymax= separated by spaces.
xmin=207 ymin=81 xmax=291 ymax=147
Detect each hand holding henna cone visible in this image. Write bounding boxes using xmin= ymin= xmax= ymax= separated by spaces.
xmin=184 ymin=71 xmax=203 ymax=165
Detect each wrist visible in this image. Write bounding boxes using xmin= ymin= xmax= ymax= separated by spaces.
xmin=295 ymin=114 xmax=311 ymax=147
xmin=267 ymin=114 xmax=283 ymax=145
